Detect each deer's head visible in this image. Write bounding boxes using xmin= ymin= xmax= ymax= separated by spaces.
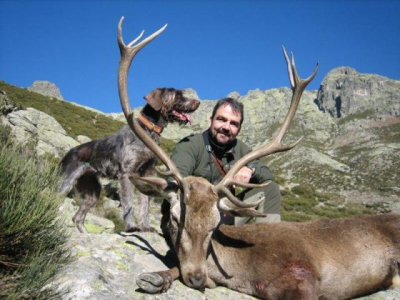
xmin=116 ymin=17 xmax=318 ymax=290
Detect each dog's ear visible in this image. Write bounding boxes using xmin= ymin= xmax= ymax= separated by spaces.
xmin=129 ymin=174 xmax=179 ymax=205
xmin=144 ymin=89 xmax=163 ymax=111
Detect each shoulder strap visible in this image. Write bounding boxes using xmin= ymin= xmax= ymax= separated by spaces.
xmin=202 ymin=130 xmax=227 ymax=178
xmin=202 ymin=131 xmax=236 ymax=225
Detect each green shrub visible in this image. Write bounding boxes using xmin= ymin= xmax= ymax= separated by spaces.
xmin=160 ymin=137 xmax=176 ymax=156
xmin=281 ymin=184 xmax=373 ymax=222
xmin=0 ymin=125 xmax=69 ymax=299
xmin=337 ymin=109 xmax=375 ymax=125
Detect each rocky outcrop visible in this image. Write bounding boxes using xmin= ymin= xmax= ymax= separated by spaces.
xmin=1 ymin=107 xmax=79 ymax=157
xmin=316 ymin=67 xmax=400 ymax=118
xmin=28 ymin=80 xmax=64 ymax=100
xmin=52 ymin=230 xmax=258 ymax=300
xmin=3 ymin=68 xmax=400 ymax=300
xmin=0 ymin=90 xmax=16 ymax=114
xmin=54 ymin=197 xmax=399 ymax=300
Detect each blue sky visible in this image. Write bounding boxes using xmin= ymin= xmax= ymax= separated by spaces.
xmin=1 ymin=0 xmax=399 ymax=113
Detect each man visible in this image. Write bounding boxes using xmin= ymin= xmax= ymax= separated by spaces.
xmin=169 ymin=97 xmax=281 ymax=224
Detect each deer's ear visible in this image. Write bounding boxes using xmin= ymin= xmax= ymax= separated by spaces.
xmin=129 ymin=175 xmax=179 ymax=200
xmin=217 ymin=197 xmax=267 ymax=218
xmin=144 ymin=89 xmax=163 ymax=111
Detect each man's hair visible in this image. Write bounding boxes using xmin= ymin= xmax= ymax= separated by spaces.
xmin=210 ymin=97 xmax=244 ymax=125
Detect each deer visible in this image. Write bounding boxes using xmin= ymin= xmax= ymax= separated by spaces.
xmin=117 ymin=17 xmax=400 ymax=299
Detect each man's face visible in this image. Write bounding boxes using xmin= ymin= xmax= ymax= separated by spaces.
xmin=209 ymin=104 xmax=242 ymax=147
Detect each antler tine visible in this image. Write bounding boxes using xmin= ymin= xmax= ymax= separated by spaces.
xmin=283 ymin=48 xmax=295 ymax=88
xmin=117 ymin=17 xmax=189 ymax=200
xmin=117 ymin=16 xmax=168 ymax=118
xmin=214 ymin=47 xmax=318 ymax=208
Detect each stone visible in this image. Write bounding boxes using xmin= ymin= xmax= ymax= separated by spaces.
xmin=2 ymin=107 xmax=78 ymax=157
xmin=28 ymin=80 xmax=64 ymax=100
xmin=76 ymin=135 xmax=91 ymax=144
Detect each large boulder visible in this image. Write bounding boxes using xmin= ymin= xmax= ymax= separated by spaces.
xmin=1 ymin=107 xmax=78 ymax=157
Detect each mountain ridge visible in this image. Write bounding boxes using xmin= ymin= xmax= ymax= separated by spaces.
xmin=1 ymin=66 xmax=400 ymax=299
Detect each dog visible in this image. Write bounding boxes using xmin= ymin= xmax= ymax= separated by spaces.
xmin=58 ymin=88 xmax=200 ymax=233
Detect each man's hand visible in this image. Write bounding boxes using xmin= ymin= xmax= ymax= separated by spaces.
xmin=233 ymin=166 xmax=253 ymax=184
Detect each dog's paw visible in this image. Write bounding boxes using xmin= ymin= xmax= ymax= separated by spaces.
xmin=137 ymin=272 xmax=172 ymax=293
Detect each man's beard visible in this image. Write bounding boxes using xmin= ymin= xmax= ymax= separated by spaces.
xmin=209 ymin=128 xmax=235 ymax=150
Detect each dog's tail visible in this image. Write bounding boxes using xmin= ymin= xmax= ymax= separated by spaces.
xmin=57 ymin=150 xmax=87 ymax=195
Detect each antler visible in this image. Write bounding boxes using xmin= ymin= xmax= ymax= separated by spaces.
xmin=213 ymin=46 xmax=319 ymax=206
xmin=117 ymin=17 xmax=190 ymax=200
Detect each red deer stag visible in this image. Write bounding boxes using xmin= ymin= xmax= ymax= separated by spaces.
xmin=118 ymin=17 xmax=400 ymax=300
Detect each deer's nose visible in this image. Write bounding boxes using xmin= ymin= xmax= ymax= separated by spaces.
xmin=189 ymin=270 xmax=205 ymax=288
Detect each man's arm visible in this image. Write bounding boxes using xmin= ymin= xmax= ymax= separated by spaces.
xmin=250 ymin=161 xmax=275 ymax=183
xmin=238 ymin=141 xmax=275 ymax=183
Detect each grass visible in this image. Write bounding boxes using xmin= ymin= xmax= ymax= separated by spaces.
xmin=0 ymin=124 xmax=70 ymax=299
xmin=337 ymin=109 xmax=375 ymax=125
xmin=0 ymin=80 xmax=125 ymax=140
xmin=281 ymin=183 xmax=374 ymax=222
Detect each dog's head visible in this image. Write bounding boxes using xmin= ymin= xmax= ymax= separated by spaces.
xmin=144 ymin=88 xmax=200 ymax=125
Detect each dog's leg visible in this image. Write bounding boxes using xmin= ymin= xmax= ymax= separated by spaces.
xmin=138 ymin=192 xmax=157 ymax=232
xmin=119 ymin=174 xmax=136 ymax=232
xmin=72 ymin=172 xmax=101 ymax=233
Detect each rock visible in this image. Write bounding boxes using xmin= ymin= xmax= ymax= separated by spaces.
xmin=3 ymin=67 xmax=400 ymax=299
xmin=316 ymin=67 xmax=400 ymax=118
xmin=227 ymin=91 xmax=240 ymax=99
xmin=76 ymin=135 xmax=91 ymax=144
xmin=182 ymin=88 xmax=200 ymax=100
xmin=1 ymin=107 xmax=79 ymax=157
xmin=51 ymin=228 xmax=258 ymax=300
xmin=52 ymin=204 xmax=400 ymax=300
xmin=59 ymin=197 xmax=115 ymax=234
xmin=28 ymin=80 xmax=64 ymax=100
xmin=0 ymin=90 xmax=16 ymax=114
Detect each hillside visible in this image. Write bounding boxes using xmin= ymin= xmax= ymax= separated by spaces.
xmin=1 ymin=66 xmax=399 ymax=299
xmin=1 ymin=67 xmax=399 ymax=216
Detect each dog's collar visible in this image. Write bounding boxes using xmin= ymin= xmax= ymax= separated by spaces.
xmin=138 ymin=113 xmax=164 ymax=135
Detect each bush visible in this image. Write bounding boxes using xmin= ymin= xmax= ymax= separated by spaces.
xmin=0 ymin=125 xmax=69 ymax=299
xmin=281 ymin=184 xmax=373 ymax=222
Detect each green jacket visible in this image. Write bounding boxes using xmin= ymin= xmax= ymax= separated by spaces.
xmin=170 ymin=130 xmax=274 ymax=186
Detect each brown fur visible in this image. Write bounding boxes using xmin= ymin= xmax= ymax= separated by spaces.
xmin=132 ymin=176 xmax=400 ymax=299
xmin=117 ymin=29 xmax=397 ymax=298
